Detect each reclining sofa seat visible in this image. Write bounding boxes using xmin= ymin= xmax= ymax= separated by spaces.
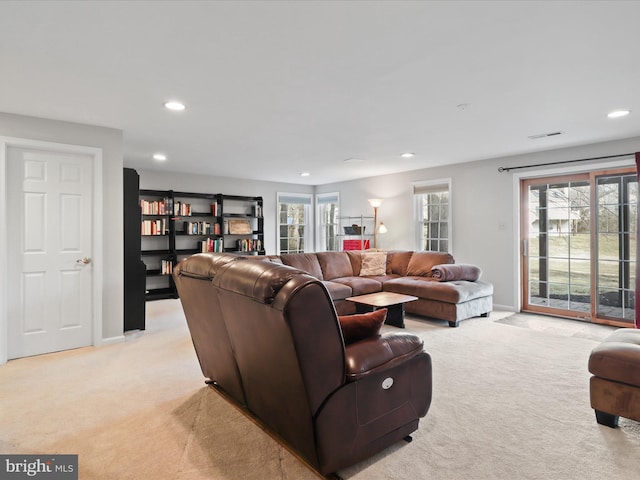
xmin=174 ymin=253 xmax=433 ymax=475
xmin=171 ymin=253 xmax=246 ymax=404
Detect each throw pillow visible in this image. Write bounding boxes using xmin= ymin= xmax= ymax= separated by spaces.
xmin=359 ymin=252 xmax=387 ymax=276
xmin=338 ymin=308 xmax=387 ymax=343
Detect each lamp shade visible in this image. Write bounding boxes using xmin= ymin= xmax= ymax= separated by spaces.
xmin=368 ymin=198 xmax=383 ymax=208
xmin=378 ymin=222 xmax=388 ymax=234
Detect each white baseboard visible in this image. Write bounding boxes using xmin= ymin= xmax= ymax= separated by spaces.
xmin=99 ymin=335 xmax=126 ymax=346
xmin=492 ymin=303 xmax=517 ymax=312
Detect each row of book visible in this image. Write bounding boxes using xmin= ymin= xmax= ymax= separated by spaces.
xmin=182 ymin=221 xmax=221 ymax=235
xmin=198 ymin=238 xmax=224 ymax=253
xmin=174 ymin=201 xmax=192 ymax=216
xmin=141 ymin=199 xmax=223 ymax=217
xmin=141 ymin=219 xmax=168 ymax=236
xmin=251 ymin=204 xmax=263 ymax=217
xmin=237 ymin=239 xmax=263 ymax=252
xmin=140 ymin=198 xmax=172 ymax=215
xmin=160 ymin=260 xmax=173 ymax=275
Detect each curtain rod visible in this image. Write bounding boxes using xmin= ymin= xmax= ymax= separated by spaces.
xmin=497 ymin=153 xmax=634 ymax=173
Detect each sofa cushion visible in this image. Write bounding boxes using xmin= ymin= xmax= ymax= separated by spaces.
xmin=406 ymin=251 xmax=454 ymax=276
xmin=322 ymin=280 xmax=352 ymax=301
xmin=359 ymin=252 xmax=387 ymax=276
xmin=387 ymin=250 xmax=414 ymax=275
xmin=346 ymin=250 xmax=364 ymax=275
xmin=332 ymin=276 xmax=383 ymax=296
xmin=383 ymin=277 xmax=493 ymax=303
xmin=317 ymin=252 xmax=354 ymax=280
xmin=262 ymin=255 xmax=284 ymax=264
xmin=338 ymin=308 xmax=387 ymax=344
xmin=281 ymin=253 xmax=324 ymax=279
xmin=588 ymin=329 xmax=640 ymax=387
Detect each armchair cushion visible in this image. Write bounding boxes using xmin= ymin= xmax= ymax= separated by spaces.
xmin=344 ymin=332 xmax=425 ymax=380
xmin=338 ymin=308 xmax=387 ymax=344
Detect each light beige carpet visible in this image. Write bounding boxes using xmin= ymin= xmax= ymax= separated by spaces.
xmin=1 ymin=301 xmax=639 ymax=479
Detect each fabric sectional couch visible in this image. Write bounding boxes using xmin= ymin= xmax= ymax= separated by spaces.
xmin=262 ymin=249 xmax=493 ymax=327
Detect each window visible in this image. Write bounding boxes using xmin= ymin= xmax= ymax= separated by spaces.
xmin=316 ymin=192 xmax=340 ymax=252
xmin=277 ymin=193 xmax=312 ymax=254
xmin=413 ymin=180 xmax=451 ymax=252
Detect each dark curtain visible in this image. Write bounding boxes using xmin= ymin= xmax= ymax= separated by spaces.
xmin=636 ymin=153 xmax=640 ymax=328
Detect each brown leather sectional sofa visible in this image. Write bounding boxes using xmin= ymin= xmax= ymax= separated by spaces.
xmin=174 ymin=253 xmax=433 ymax=476
xmin=269 ymin=249 xmax=493 ymax=327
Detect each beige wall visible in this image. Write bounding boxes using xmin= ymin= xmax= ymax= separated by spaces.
xmin=135 ymin=136 xmax=640 ymax=311
xmin=2 ymin=110 xmax=636 ymax=360
xmin=317 ymin=136 xmax=640 ymax=309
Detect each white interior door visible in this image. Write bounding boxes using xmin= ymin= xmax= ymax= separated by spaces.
xmin=7 ymin=146 xmax=94 ymax=359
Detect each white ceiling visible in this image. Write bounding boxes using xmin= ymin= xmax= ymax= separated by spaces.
xmin=1 ymin=0 xmax=639 ymax=185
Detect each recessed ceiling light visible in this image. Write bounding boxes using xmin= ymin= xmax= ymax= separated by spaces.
xmin=300 ymin=172 xmax=310 ymax=177
xmin=344 ymin=158 xmax=365 ymax=163
xmin=164 ymin=101 xmax=186 ymax=111
xmin=401 ymin=152 xmax=415 ymax=158
xmin=153 ymin=153 xmax=167 ymax=161
xmin=607 ymin=110 xmax=630 ymax=118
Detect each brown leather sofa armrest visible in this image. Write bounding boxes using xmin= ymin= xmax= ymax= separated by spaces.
xmin=344 ymin=332 xmax=424 ymax=381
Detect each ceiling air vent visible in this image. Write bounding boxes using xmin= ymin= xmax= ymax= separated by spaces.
xmin=528 ymin=131 xmax=563 ymax=139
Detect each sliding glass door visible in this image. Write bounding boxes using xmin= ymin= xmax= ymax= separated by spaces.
xmin=521 ymin=167 xmax=636 ymax=326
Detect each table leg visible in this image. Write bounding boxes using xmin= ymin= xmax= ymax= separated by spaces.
xmin=354 ymin=304 xmax=372 ymax=314
xmin=384 ymin=303 xmax=405 ymax=328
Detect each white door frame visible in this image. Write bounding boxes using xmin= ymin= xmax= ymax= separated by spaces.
xmin=0 ymin=137 xmax=103 ymax=365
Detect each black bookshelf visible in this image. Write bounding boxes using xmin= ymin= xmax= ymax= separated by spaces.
xmin=132 ymin=185 xmax=264 ymax=301
xmin=123 ymin=168 xmax=146 ymax=330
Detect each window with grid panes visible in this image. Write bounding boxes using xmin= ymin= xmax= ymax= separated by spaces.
xmin=413 ymin=180 xmax=451 ymax=252
xmin=277 ymin=193 xmax=312 ymax=254
xmin=316 ymin=192 xmax=339 ymax=251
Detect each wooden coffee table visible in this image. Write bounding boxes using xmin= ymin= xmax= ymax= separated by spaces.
xmin=345 ymin=292 xmax=418 ymax=328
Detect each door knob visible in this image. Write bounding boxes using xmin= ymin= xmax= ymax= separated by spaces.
xmin=76 ymin=257 xmax=92 ymax=264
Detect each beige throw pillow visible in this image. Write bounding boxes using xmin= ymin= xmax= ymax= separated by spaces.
xmin=359 ymin=252 xmax=387 ymax=276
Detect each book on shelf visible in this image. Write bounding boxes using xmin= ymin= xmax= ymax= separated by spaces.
xmin=140 ymin=197 xmax=172 ymax=215
xmin=183 ymin=221 xmax=220 ymax=235
xmin=251 ymin=204 xmax=262 ymax=217
xmin=174 ymin=201 xmax=191 ymax=216
xmin=198 ymin=238 xmax=224 ymax=253
xmin=236 ymin=238 xmax=262 ymax=252
xmin=160 ymin=259 xmax=173 ymax=275
xmin=141 ymin=219 xmax=168 ymax=235
xmin=210 ymin=202 xmax=220 ymax=216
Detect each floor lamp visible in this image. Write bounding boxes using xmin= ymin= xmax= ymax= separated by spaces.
xmin=368 ymin=198 xmax=383 ymax=249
